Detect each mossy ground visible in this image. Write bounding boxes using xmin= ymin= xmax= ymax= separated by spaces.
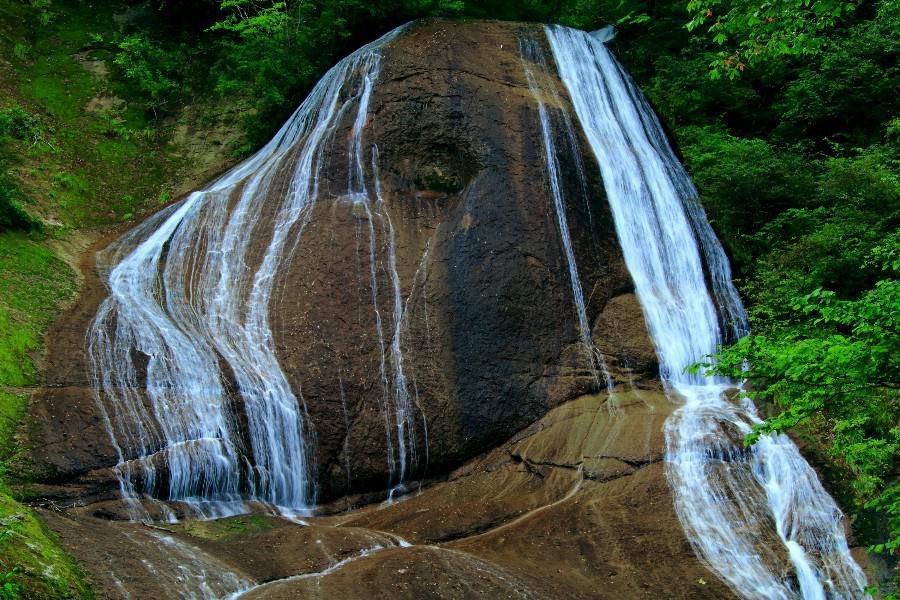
xmin=0 ymin=233 xmax=82 ymax=598
xmin=0 ymin=490 xmax=91 ymax=599
xmin=0 ymin=234 xmax=77 ymax=388
xmin=6 ymin=1 xmax=176 ymax=229
xmin=173 ymin=515 xmax=276 ymax=542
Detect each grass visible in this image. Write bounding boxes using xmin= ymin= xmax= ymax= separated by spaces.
xmin=21 ymin=52 xmax=96 ymax=122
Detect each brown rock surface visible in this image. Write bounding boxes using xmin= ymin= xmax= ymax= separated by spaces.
xmin=23 ymin=20 xmax=649 ymax=502
xmin=16 ymin=18 xmax=743 ymax=600
xmin=593 ymin=293 xmax=658 ymax=385
xmin=42 ymin=387 xmax=739 ymax=599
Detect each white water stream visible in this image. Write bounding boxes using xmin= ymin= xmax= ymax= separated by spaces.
xmin=89 ymin=26 xmax=410 ymax=517
xmin=107 ymin=530 xmax=252 ymax=600
xmin=545 ymin=24 xmax=869 ymax=600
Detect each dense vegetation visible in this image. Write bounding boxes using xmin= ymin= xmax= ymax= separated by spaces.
xmin=640 ymin=0 xmax=898 ymax=592
xmin=0 ymin=0 xmax=895 ymax=597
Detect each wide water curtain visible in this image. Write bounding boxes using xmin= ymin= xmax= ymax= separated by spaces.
xmin=543 ymin=25 xmax=868 ymax=600
xmin=88 ymin=26 xmax=407 ymax=518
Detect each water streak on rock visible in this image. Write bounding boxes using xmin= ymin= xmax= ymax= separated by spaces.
xmin=88 ymin=26 xmax=406 ymax=517
xmin=519 ymin=36 xmax=610 ymax=389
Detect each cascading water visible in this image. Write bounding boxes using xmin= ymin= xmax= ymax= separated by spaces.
xmin=139 ymin=532 xmax=252 ymax=599
xmin=343 ymin=48 xmax=419 ymax=495
xmin=545 ymin=25 xmax=869 ymax=599
xmin=88 ymin=25 xmax=414 ymax=518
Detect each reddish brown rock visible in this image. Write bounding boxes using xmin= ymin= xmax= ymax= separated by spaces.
xmin=23 ymin=20 xmax=657 ymax=505
xmin=40 ymin=388 xmax=739 ymax=599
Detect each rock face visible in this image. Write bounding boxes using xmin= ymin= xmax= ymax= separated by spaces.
xmin=273 ymin=20 xmax=642 ymax=498
xmin=25 ymin=19 xmax=654 ymax=504
xmin=21 ymin=20 xmax=872 ymax=600
xmin=40 ymin=389 xmax=741 ymax=600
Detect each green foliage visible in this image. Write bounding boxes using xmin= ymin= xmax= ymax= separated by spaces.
xmin=20 ymin=44 xmax=97 ymax=122
xmin=701 ymin=146 xmax=898 ymax=572
xmin=133 ymin=0 xmax=642 ymax=147
xmin=0 ymin=177 xmax=35 ymax=233
xmin=0 ymin=109 xmax=41 ymax=145
xmin=211 ymin=1 xmax=292 ymax=36
xmin=0 ymin=107 xmax=46 ymax=233
xmin=107 ymin=33 xmax=191 ymax=118
xmin=707 ymin=245 xmax=899 ymax=555
xmin=686 ymin=0 xmax=862 ymax=77
xmin=203 ymin=0 xmax=476 ymax=145
xmin=0 ymin=392 xmax=27 ymax=464
xmin=772 ymin=1 xmax=900 ymax=147
xmin=680 ymin=127 xmax=815 ymax=269
xmin=0 ymin=568 xmax=21 ymax=600
xmin=27 ymin=0 xmax=54 ymax=27
xmin=4 ymin=2 xmax=184 ymax=228
xmin=677 ymin=128 xmax=899 ymax=279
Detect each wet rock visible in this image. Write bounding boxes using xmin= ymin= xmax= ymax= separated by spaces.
xmin=40 ymin=389 xmax=740 ymax=599
xmin=26 ymin=387 xmax=117 ymax=477
xmin=24 ymin=20 xmax=645 ymax=503
xmin=593 ymin=292 xmax=658 ymax=384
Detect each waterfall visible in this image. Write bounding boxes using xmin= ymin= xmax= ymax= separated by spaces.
xmin=519 ymin=36 xmax=610 ymax=389
xmin=355 ymin=144 xmax=420 ymax=497
xmin=545 ymin=24 xmax=869 ymax=599
xmin=88 ymin=25 xmax=408 ymax=517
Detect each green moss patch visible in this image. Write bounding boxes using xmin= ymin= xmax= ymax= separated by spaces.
xmin=174 ymin=514 xmax=276 ymax=542
xmin=0 ymin=233 xmax=76 ymax=388
xmin=0 ymin=491 xmax=92 ymax=599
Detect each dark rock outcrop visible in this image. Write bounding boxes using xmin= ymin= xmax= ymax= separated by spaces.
xmin=24 ymin=20 xmax=654 ymax=505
